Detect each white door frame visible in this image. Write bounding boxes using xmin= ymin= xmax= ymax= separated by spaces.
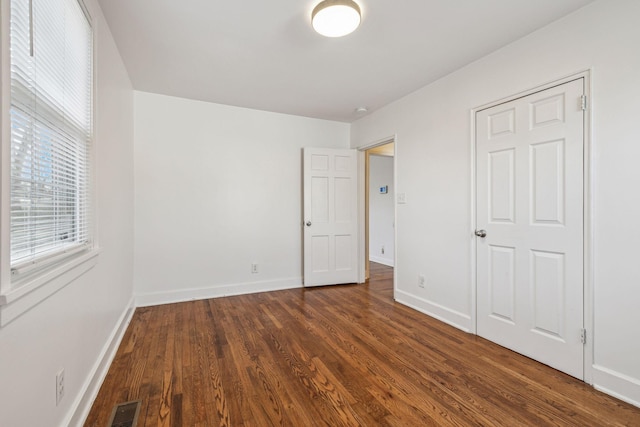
xmin=470 ymin=70 xmax=594 ymax=384
xmin=357 ymin=136 xmax=397 ymax=289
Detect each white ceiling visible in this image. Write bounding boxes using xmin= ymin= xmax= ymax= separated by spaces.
xmin=97 ymin=0 xmax=594 ymax=122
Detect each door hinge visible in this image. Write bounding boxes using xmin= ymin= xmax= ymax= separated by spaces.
xmin=580 ymin=95 xmax=588 ymax=111
xmin=580 ymin=328 xmax=587 ymax=344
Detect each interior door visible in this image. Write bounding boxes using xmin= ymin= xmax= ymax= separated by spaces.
xmin=303 ymin=148 xmax=358 ymax=287
xmin=476 ymin=79 xmax=585 ymax=379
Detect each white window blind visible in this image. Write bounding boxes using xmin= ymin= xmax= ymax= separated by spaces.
xmin=9 ymin=0 xmax=93 ymax=274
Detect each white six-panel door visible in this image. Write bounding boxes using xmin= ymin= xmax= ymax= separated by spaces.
xmin=303 ymin=148 xmax=358 ymax=287
xmin=476 ymin=79 xmax=585 ymax=379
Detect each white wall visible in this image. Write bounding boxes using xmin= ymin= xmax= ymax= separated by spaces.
xmin=369 ymin=155 xmax=394 ymax=266
xmin=351 ymin=0 xmax=640 ymax=406
xmin=0 ymin=1 xmax=135 ymax=426
xmin=134 ymin=92 xmax=350 ymax=304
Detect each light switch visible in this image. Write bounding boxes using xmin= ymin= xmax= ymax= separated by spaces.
xmin=397 ymin=193 xmax=406 ymax=204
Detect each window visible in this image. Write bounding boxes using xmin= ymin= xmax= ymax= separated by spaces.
xmin=9 ymin=0 xmax=93 ymax=282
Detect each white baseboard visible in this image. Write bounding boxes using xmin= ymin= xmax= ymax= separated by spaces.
xmin=65 ymin=296 xmax=136 ymax=427
xmin=593 ymin=364 xmax=640 ymax=408
xmin=394 ymin=289 xmax=472 ymax=332
xmin=369 ymin=256 xmax=394 ymax=267
xmin=135 ymin=277 xmax=303 ymax=307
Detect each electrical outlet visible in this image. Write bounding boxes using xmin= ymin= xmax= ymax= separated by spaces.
xmin=56 ymin=369 xmax=65 ymax=406
xmin=418 ymin=275 xmax=425 ymax=288
xmin=251 ymin=263 xmax=258 ymax=274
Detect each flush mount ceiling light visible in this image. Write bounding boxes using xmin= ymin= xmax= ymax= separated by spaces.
xmin=312 ymin=0 xmax=361 ymax=38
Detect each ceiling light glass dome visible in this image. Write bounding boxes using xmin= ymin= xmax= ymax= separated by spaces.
xmin=312 ymin=0 xmax=361 ymax=38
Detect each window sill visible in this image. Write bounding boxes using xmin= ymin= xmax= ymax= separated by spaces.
xmin=0 ymin=248 xmax=101 ymax=327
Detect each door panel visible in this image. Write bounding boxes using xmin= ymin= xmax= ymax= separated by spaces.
xmin=489 ymin=245 xmax=516 ymax=323
xmin=304 ymin=148 xmax=358 ymax=286
xmin=311 ymin=177 xmax=329 ymax=222
xmin=531 ymin=140 xmax=565 ymax=224
xmin=489 ymin=149 xmax=515 ymax=223
xmin=476 ymin=79 xmax=584 ymax=379
xmin=531 ymin=250 xmax=565 ymax=338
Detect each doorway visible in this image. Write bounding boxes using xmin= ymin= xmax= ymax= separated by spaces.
xmin=364 ymin=142 xmax=395 ymax=281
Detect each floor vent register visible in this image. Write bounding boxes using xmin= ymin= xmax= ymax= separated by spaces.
xmin=106 ymin=400 xmax=141 ymax=427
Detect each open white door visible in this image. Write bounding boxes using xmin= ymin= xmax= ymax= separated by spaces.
xmin=303 ymin=148 xmax=358 ymax=287
xmin=476 ymin=78 xmax=585 ymax=379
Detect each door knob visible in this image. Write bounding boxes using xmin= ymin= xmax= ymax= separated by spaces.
xmin=475 ymin=229 xmax=487 ymax=238
xmin=306 ymin=221 xmax=312 ymax=227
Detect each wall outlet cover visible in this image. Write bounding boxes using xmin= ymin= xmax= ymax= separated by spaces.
xmin=418 ymin=275 xmax=425 ymax=288
xmin=56 ymin=369 xmax=65 ymax=405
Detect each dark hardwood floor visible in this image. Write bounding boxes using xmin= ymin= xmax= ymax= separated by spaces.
xmin=85 ymin=263 xmax=640 ymax=426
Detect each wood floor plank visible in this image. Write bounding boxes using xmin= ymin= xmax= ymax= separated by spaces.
xmin=85 ymin=263 xmax=640 ymax=426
